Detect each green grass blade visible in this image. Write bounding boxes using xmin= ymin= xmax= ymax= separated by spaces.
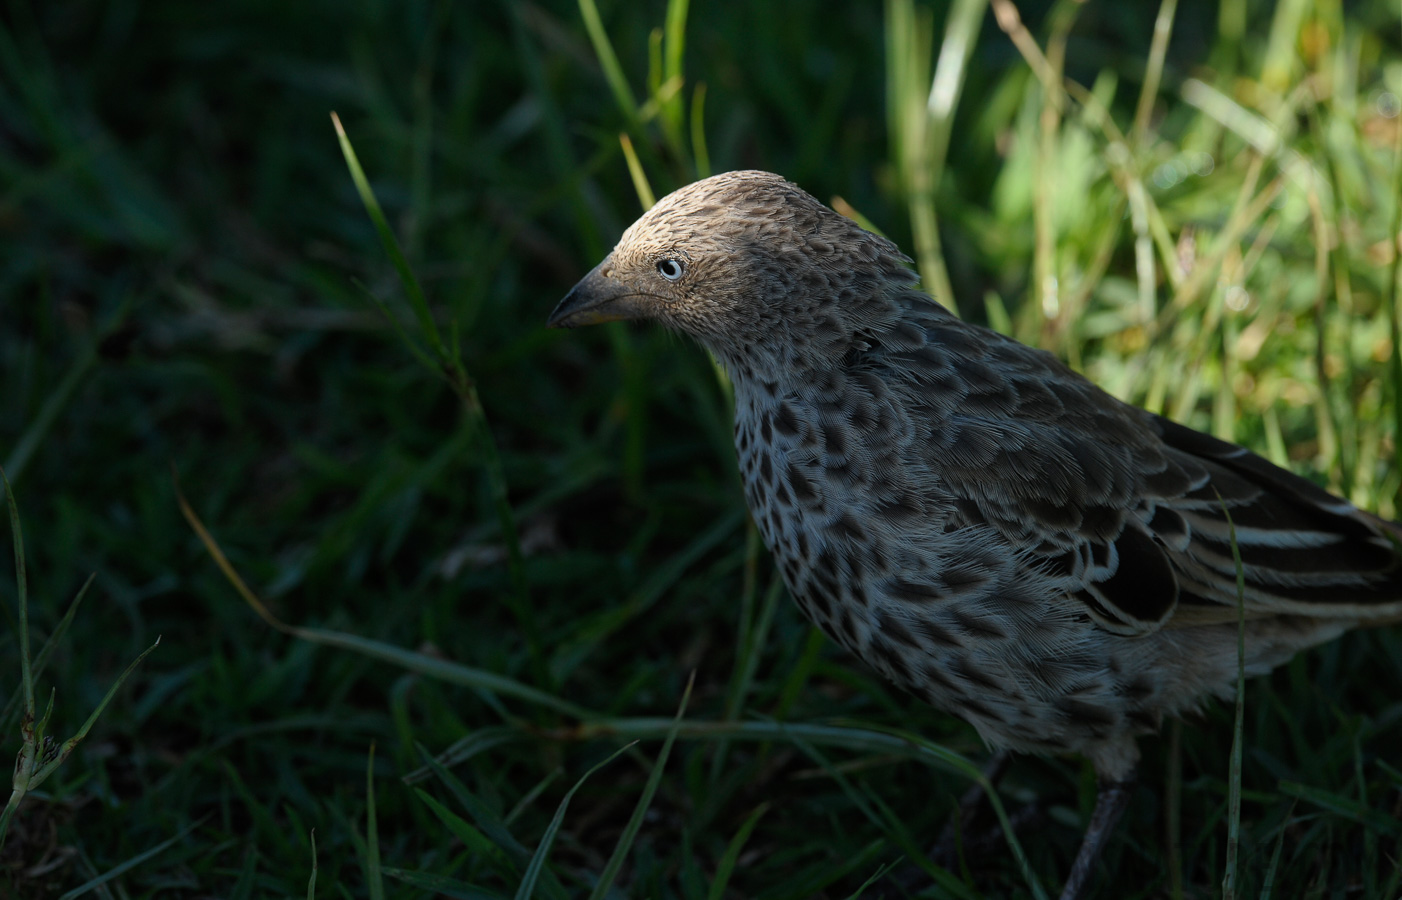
xmin=647 ymin=28 xmax=662 ymax=106
xmin=1277 ymin=781 xmax=1402 ymax=837
xmin=382 ymin=867 xmax=508 ymax=899
xmin=661 ymin=0 xmax=690 ymax=142
xmin=542 ymin=706 xmax=1033 ymax=885
xmin=459 ymin=388 xmax=545 ymax=689
xmin=1385 ymin=99 xmax=1402 ymax=495
xmin=514 ymin=741 xmax=636 ymax=900
xmin=1256 ymin=802 xmax=1292 ymax=900
xmin=178 ymin=483 xmax=577 ymax=717
xmin=562 ymin=711 xmax=1036 ymax=896
xmin=506 ymin=768 xmax=564 ymax=827
xmin=365 ymin=744 xmax=384 ymax=900
xmin=414 ymin=744 xmax=570 ymax=900
xmin=706 ymin=802 xmax=768 ymax=900
xmin=690 ymin=82 xmax=710 ymax=178
xmin=1166 ymin=720 xmax=1183 ymax=900
xmin=56 ymin=814 xmax=210 ymax=900
xmin=503 ymin=1 xmax=606 ymax=255
xmin=776 ymin=838 xmax=888 ymax=898
xmin=44 ymin=635 xmax=159 ymax=769
xmin=3 ymin=339 xmax=98 ymax=484
xmin=1218 ymin=494 xmax=1247 ymax=900
xmin=0 ymin=573 xmax=93 ymax=739
xmin=1260 ymin=0 xmax=1308 ymax=91
xmin=471 ymin=717 xmax=970 ymax=764
xmin=290 ymin=626 xmax=590 ymax=719
xmin=841 ymin=860 xmax=900 ymax=900
xmin=724 ymin=575 xmax=781 ymax=723
xmin=415 ymin=745 xmax=524 ymax=855
xmin=330 ymin=112 xmax=441 ymax=357
xmin=662 ymin=0 xmax=688 ymax=95
xmin=22 ymin=627 xmax=160 ymax=799
xmin=576 ymin=0 xmax=641 ymax=128
xmin=3 ymin=469 xmax=34 ymax=718
xmin=926 ymin=0 xmax=987 ymax=177
xmin=307 ymin=829 xmax=318 ymax=900
xmin=885 ymin=0 xmax=959 ymax=315
xmin=1132 ymin=0 xmax=1179 ymax=142
xmin=874 ymin=727 xmax=1043 ymax=899
xmin=587 ymin=674 xmax=695 ymax=900
xmin=406 ymin=727 xmax=529 ymax=781
xmin=330 ymin=114 xmax=541 ymax=679
xmin=553 ymin=508 xmax=743 ymax=676
xmin=351 ymin=280 xmax=440 ymax=372
xmin=415 ymin=788 xmax=510 ymax=867
xmin=710 ymin=572 xmax=781 ymax=783
xmin=1382 ymin=831 xmax=1402 ymax=900
xmin=783 ymin=733 xmax=972 ymax=897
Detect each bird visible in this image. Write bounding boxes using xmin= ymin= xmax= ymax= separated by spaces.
xmin=546 ymin=170 xmax=1402 ymax=899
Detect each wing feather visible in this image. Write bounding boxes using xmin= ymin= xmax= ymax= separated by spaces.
xmin=887 ymin=303 xmax=1402 ymax=635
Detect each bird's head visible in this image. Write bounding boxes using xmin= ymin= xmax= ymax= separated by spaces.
xmin=547 ymin=170 xmax=919 ymax=375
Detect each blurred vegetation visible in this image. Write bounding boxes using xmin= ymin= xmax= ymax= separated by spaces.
xmin=3 ymin=0 xmax=1402 ymax=896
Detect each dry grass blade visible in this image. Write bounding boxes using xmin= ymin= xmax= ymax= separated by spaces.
xmin=620 ymin=133 xmax=655 ymax=209
xmin=988 ymin=0 xmax=1057 ymax=89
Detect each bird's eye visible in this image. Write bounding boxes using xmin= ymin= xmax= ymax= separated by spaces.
xmin=656 ymin=258 xmax=685 ymax=282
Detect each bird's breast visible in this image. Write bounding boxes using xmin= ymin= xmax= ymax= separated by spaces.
xmin=731 ymin=382 xmax=944 ymax=657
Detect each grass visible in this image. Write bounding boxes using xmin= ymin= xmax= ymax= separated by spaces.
xmin=3 ymin=0 xmax=1402 ymax=896
xmin=0 ymin=471 xmax=158 ymax=850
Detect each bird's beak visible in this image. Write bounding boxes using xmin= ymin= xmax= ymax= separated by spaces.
xmin=546 ymin=258 xmax=653 ymax=328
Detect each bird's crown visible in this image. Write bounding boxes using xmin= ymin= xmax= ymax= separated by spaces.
xmin=549 ymin=170 xmax=921 ymax=375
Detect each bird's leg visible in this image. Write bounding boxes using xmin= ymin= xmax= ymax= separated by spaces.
xmin=930 ymin=749 xmax=1013 ymax=863
xmin=1058 ymin=776 xmax=1134 ymax=900
xmin=888 ymin=751 xmax=1024 ymax=894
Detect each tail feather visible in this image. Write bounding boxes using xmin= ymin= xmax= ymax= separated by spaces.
xmin=1148 ymin=415 xmax=1402 ymax=621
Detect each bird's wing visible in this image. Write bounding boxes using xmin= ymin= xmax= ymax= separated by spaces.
xmin=1144 ymin=415 xmax=1402 ymax=624
xmin=887 ymin=302 xmax=1402 ymax=637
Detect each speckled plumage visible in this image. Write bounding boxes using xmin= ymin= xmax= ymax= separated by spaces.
xmin=548 ymin=170 xmax=1402 ymax=897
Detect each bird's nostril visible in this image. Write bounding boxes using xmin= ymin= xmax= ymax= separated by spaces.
xmin=601 ymin=266 xmax=614 ymax=278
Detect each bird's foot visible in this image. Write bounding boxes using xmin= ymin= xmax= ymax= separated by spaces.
xmin=929 ymin=799 xmax=1043 ymax=869
xmin=1057 ymin=777 xmax=1134 ymax=900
